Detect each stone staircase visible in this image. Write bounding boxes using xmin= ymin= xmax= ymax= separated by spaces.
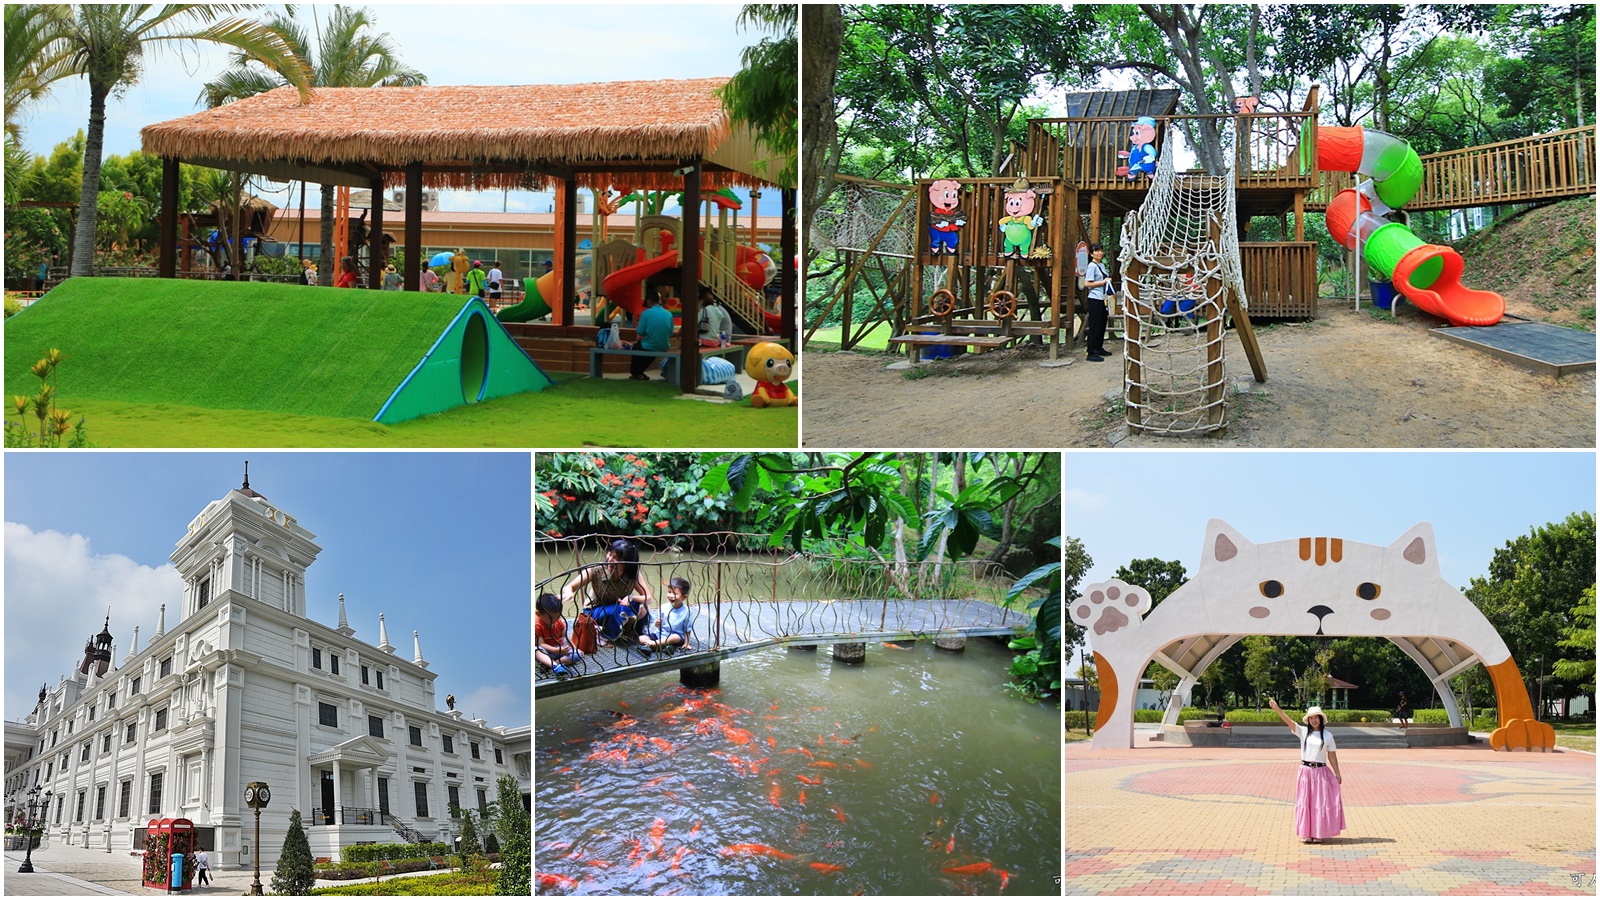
xmin=1224 ymin=725 xmax=1412 ymax=749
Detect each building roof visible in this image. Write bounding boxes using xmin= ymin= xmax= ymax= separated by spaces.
xmin=1326 ymin=676 xmax=1361 ymax=690
xmin=1060 ymin=89 xmax=1183 ymax=120
xmin=141 ymin=78 xmax=789 ymax=192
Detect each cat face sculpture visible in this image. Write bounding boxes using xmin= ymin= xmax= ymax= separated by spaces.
xmin=1074 ymin=519 xmax=1550 ymax=751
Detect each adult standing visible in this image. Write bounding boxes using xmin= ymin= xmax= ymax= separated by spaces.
xmin=1083 ymin=243 xmax=1112 ymax=362
xmin=1394 ymin=692 xmax=1411 ymax=731
xmin=630 ymin=292 xmax=675 ymax=381
xmin=381 ymin=264 xmax=403 ymax=291
xmin=697 ymin=286 xmax=733 ymax=346
xmin=194 ymin=846 xmax=211 ymax=886
xmin=419 ymin=267 xmax=439 ymax=292
xmin=465 ymin=260 xmax=489 ymax=298
xmin=487 ymin=261 xmax=504 ymax=303
xmin=335 ymin=255 xmax=358 ymax=288
xmin=1268 ymin=699 xmax=1345 ymax=844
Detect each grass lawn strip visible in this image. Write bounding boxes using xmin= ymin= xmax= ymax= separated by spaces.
xmin=5 ymin=278 xmax=463 ymax=419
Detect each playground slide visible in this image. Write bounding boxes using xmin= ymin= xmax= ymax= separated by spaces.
xmin=495 ymin=270 xmax=562 ymax=324
xmin=602 ymin=249 xmax=682 ymax=320
xmin=1319 ymin=127 xmax=1504 ymax=326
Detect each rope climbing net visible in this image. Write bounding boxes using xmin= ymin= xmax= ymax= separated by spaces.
xmin=809 ymin=179 xmax=916 ymax=258
xmin=1117 ymin=145 xmax=1250 ymax=434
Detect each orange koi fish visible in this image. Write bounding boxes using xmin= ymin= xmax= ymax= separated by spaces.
xmin=649 ymin=817 xmax=666 ymax=858
xmin=854 ymin=758 xmax=872 ymax=768
xmin=769 ymin=782 xmax=783 ymax=807
xmin=832 ymin=805 xmax=847 ymax=824
xmin=810 ymin=706 xmax=826 ymax=712
xmin=572 ymin=780 xmax=582 ymax=794
xmin=690 ymin=819 xmax=701 ymax=836
xmin=583 ymin=859 xmax=614 ymax=869
xmin=650 ymin=737 xmax=675 ymax=753
xmin=766 ymin=737 xmax=777 ymax=750
xmin=944 ymin=861 xmax=993 ymax=875
xmin=662 ymin=790 xmax=681 ymax=802
xmin=796 ymin=774 xmax=822 ymax=785
xmin=671 ymin=846 xmax=688 ymax=870
xmin=618 ymin=700 xmax=631 ymax=709
xmin=720 ymin=843 xmax=795 ymax=860
xmin=929 ymin=792 xmax=939 ymax=805
xmin=643 ymin=775 xmax=671 ymax=788
xmin=770 ymin=704 xmax=780 ymax=711
xmin=536 ymin=871 xmax=578 ymax=890
xmin=997 ymin=869 xmax=1011 ymax=889
xmin=748 ymin=756 xmax=770 ymax=775
xmin=724 ymin=726 xmax=755 ymax=745
xmin=798 ymin=788 xmax=807 ymax=806
xmin=555 ymin=766 xmax=573 ymax=774
xmin=797 ymin=747 xmax=815 ymax=760
xmin=626 ymin=838 xmax=641 ymax=860
xmin=946 ymin=835 xmax=956 ymax=853
xmin=810 ymin=761 xmax=839 ymax=768
xmin=869 ymin=726 xmax=878 ymax=732
xmin=810 ymin=862 xmax=845 ymax=874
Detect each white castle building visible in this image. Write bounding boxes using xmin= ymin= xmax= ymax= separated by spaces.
xmin=3 ymin=473 xmax=530 ymax=868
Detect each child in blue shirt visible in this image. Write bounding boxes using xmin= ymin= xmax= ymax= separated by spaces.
xmin=639 ymin=577 xmax=693 ymax=655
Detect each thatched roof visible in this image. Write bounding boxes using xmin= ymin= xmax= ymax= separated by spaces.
xmin=141 ymin=78 xmax=788 ymax=192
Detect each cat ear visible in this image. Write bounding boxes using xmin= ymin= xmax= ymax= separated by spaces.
xmin=1389 ymin=522 xmax=1439 ymax=573
xmin=1201 ymin=518 xmax=1253 ymax=569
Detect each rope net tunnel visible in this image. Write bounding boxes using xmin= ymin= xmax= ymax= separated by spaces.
xmin=1117 ymin=145 xmax=1250 ymax=435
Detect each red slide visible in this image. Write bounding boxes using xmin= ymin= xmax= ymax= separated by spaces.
xmin=601 ymin=249 xmax=680 ymax=319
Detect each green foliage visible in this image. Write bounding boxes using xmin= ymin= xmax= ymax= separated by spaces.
xmin=4 ymin=296 xmax=23 ymax=318
xmin=311 ymin=870 xmax=497 ymax=896
xmin=93 ymin=189 xmax=150 ymax=253
xmin=341 ymin=842 xmax=449 ymax=864
xmin=491 ymin=775 xmax=529 ymax=896
xmin=5 ymin=348 xmax=89 ymax=448
xmin=4 ymin=206 xmax=67 ymax=282
xmin=456 ymin=808 xmax=480 ymax=868
xmin=1554 ymin=585 xmax=1596 ymax=694
xmin=271 ymin=808 xmax=315 ymax=897
xmin=539 ymin=452 xmax=738 ymax=538
xmin=720 ymin=5 xmax=797 ymax=186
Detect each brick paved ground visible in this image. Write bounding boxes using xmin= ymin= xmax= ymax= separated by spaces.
xmin=1066 ymin=737 xmax=1595 ymax=895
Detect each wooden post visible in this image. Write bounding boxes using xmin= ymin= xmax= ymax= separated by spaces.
xmin=1089 ymin=192 xmax=1101 ymax=243
xmin=560 ymin=180 xmax=578 ymax=325
xmin=367 ymin=175 xmax=385 ymax=290
xmin=404 ymin=163 xmax=423 ymax=292
xmin=159 ymin=157 xmax=179 ymax=278
xmin=680 ymin=160 xmax=702 ymax=394
xmin=1050 ymin=185 xmax=1071 ymax=358
xmin=781 ymin=187 xmax=797 ymax=343
xmin=1293 ymin=191 xmax=1305 ymax=241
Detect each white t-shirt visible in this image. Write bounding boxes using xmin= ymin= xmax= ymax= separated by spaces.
xmin=1086 ymin=261 xmax=1110 ymax=300
xmin=1297 ymin=723 xmax=1337 ymax=763
xmin=488 ymin=267 xmax=503 ymax=291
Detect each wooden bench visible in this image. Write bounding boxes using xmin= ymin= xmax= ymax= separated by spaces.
xmin=378 ymin=860 xmax=398 ymax=878
xmin=589 ymin=343 xmax=745 ymax=385
xmin=314 ymin=857 xmax=332 ymax=866
xmin=428 ymin=855 xmax=447 ymax=870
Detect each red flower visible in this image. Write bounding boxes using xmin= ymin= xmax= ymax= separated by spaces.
xmin=656 ymin=520 xmax=670 ymax=530
xmin=562 ymin=493 xmax=577 ymax=502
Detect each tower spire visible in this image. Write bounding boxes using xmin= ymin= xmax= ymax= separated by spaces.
xmin=336 ymin=593 xmax=354 ymax=635
xmin=155 ymin=603 xmax=167 ymax=637
xmin=413 ymin=630 xmax=428 ymax=669
xmin=125 ymin=625 xmax=140 ymax=662
xmin=378 ymin=613 xmax=394 ymax=653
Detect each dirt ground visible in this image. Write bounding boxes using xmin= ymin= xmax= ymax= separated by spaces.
xmin=800 ymin=301 xmax=1595 ymax=448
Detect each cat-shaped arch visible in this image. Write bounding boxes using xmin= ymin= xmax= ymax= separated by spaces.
xmin=1072 ymin=519 xmax=1553 ymax=752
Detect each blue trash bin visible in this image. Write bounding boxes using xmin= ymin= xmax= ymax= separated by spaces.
xmin=1371 ymin=280 xmax=1396 ymax=310
xmin=170 ymin=853 xmax=184 ymax=888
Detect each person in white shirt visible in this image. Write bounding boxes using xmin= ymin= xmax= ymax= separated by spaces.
xmin=697 ymin=287 xmax=734 ymax=346
xmin=1083 ymin=243 xmax=1113 ymax=362
xmin=194 ymin=846 xmax=211 ymax=885
xmin=487 ymin=262 xmax=504 ymax=301
xmin=638 ymin=577 xmax=693 ymax=655
xmin=1269 ymin=699 xmax=1346 ymax=844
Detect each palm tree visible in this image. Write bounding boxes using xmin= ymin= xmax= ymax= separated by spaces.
xmin=719 ymin=4 xmax=797 ymax=186
xmin=200 ymin=6 xmax=425 ymax=285
xmin=5 ymin=4 xmax=76 ymax=139
xmin=42 ymin=5 xmax=311 ymax=277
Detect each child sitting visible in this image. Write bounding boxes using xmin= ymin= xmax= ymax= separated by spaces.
xmin=638 ymin=577 xmax=693 ymax=655
xmin=535 ymin=593 xmax=584 ymax=676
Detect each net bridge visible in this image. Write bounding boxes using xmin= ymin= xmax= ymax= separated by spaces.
xmin=534 ymin=537 xmax=1027 ymax=697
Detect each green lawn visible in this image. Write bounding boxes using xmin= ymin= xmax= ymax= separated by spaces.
xmin=312 ymin=870 xmax=496 ymax=895
xmin=1551 ymin=721 xmax=1596 ymax=754
xmin=48 ymin=374 xmax=796 ymax=447
xmin=806 ymin=322 xmax=894 ymax=350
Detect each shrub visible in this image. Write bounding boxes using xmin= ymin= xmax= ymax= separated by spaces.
xmin=492 ymin=775 xmax=529 ymax=896
xmin=342 ymin=842 xmax=448 ymax=863
xmin=271 ymin=808 xmax=315 ymax=896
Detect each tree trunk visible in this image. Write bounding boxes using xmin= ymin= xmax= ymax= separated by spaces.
xmin=1247 ymin=7 xmax=1262 ymax=98
xmin=800 ymin=4 xmax=843 ymax=255
xmin=318 ymin=184 xmax=335 ymax=286
xmin=71 ymin=82 xmax=112 ymax=276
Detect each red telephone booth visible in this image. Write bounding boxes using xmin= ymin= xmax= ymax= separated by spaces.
xmin=142 ymin=817 xmax=196 ymax=891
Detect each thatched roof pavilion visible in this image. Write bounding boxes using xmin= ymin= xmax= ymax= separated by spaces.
xmin=142 ymin=78 xmax=796 ymax=392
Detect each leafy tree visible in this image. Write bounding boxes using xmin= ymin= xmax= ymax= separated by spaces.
xmin=1466 ymin=512 xmax=1596 ymax=713
xmin=454 ymin=805 xmax=480 ymax=869
xmin=720 ymin=4 xmax=797 ymax=186
xmin=199 ymin=5 xmax=421 ymax=284
xmin=1484 ymin=4 xmax=1595 ymax=133
xmin=491 ymin=775 xmax=529 ymax=896
xmin=35 ymin=4 xmax=312 ymax=277
xmin=1243 ymin=635 xmax=1284 ymax=712
xmin=270 ymin=807 xmax=315 ymax=896
xmin=3 ymin=4 xmax=75 ymax=139
xmin=1554 ymin=585 xmax=1596 ymax=703
xmin=1113 ymin=558 xmax=1188 ymax=691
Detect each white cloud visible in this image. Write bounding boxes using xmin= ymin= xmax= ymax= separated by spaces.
xmin=1064 ymin=487 xmax=1110 ymax=515
xmin=456 ymin=683 xmax=526 ymax=728
xmin=4 ymin=522 xmax=182 ymax=718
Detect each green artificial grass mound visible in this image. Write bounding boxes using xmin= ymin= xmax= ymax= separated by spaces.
xmin=6 ymin=278 xmax=473 ymax=419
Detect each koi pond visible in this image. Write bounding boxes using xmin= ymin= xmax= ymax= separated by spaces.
xmin=534 ymin=638 xmax=1060 ymax=895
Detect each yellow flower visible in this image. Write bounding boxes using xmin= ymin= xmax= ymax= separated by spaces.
xmin=12 ymin=396 xmax=28 ymax=417
xmin=45 ymin=348 xmax=65 ymax=367
xmin=30 ymin=359 xmax=51 ymax=380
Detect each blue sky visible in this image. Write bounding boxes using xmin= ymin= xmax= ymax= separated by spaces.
xmin=12 ymin=3 xmax=767 ymax=214
xmin=1065 ymin=450 xmax=1596 ymax=667
xmin=4 ymin=452 xmax=531 ymax=727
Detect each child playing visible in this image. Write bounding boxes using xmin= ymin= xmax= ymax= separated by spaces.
xmin=535 ymin=593 xmax=584 ymax=676
xmin=638 ymin=577 xmax=694 ymax=655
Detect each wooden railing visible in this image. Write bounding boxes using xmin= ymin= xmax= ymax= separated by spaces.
xmin=1240 ymin=242 xmax=1318 ymax=318
xmin=1308 ymin=126 xmax=1596 ymax=211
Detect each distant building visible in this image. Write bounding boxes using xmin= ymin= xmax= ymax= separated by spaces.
xmin=3 ymin=475 xmax=530 ymax=868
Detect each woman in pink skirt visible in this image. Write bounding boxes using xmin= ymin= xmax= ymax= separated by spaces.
xmin=1269 ymin=699 xmax=1345 ymax=843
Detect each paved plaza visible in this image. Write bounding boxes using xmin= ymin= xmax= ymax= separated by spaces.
xmin=1066 ymin=731 xmax=1596 ymax=895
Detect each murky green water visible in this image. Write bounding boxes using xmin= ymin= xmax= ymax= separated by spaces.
xmin=534 ymin=638 xmax=1060 ymax=895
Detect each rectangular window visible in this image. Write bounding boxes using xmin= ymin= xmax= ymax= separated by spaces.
xmin=197 ymin=577 xmax=210 ymax=609
xmin=368 ymin=715 xmax=384 ymax=739
xmin=160 ymin=657 xmax=172 ymax=678
xmin=81 ymin=742 xmax=91 ymax=762
xmin=477 ymin=788 xmax=488 ymax=814
xmin=378 ymin=778 xmax=390 ymax=816
xmin=331 ymin=654 xmax=340 ymax=675
xmin=119 ymin=780 xmax=132 ymax=818
xmin=94 ymin=784 xmax=106 ymax=820
xmin=148 ymin=772 xmax=163 ymax=814
xmin=45 ymin=762 xmax=52 ymax=780
xmin=377 ymin=671 xmax=384 ymax=689
xmin=125 ymin=721 xmax=137 ymax=744
xmin=312 ymin=648 xmax=322 ymax=670
xmin=55 ymin=795 xmax=63 ymax=824
xmin=107 ymin=692 xmax=116 ymax=709
xmin=75 ymin=790 xmax=86 ymax=822
xmin=131 ymin=677 xmax=141 ymax=695
xmin=50 ymin=729 xmax=57 ymax=748
xmin=494 ymin=748 xmax=503 ymax=765
xmin=88 ymin=706 xmax=96 ymax=721
xmin=442 ymin=735 xmax=454 ymax=754
xmin=448 ymin=785 xmax=460 ymax=813
xmin=154 ymin=709 xmax=167 ymax=732
xmin=318 ymin=703 xmax=337 ymax=728
xmin=413 ymin=781 xmax=429 ymax=819
xmin=409 ymin=726 xmax=422 ymax=747
xmin=361 ymin=665 xmax=369 ymax=685
xmin=102 ymin=733 xmax=111 ymax=753
xmin=470 ymin=741 xmax=480 ymax=760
